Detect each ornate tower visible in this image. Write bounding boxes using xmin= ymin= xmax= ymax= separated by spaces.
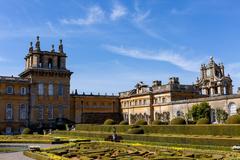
xmin=196 ymin=57 xmax=232 ymax=96
xmin=19 ymin=36 xmax=73 ymax=126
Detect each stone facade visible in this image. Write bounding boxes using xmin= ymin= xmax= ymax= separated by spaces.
xmin=0 ymin=37 xmax=121 ymax=134
xmin=120 ymin=57 xmax=239 ymax=124
xmin=1 ymin=37 xmax=240 ymax=133
xmin=70 ymin=91 xmax=121 ymax=124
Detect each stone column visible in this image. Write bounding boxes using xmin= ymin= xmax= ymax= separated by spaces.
xmin=210 ymin=88 xmax=214 ymax=96
xmin=218 ymin=86 xmax=221 ymax=95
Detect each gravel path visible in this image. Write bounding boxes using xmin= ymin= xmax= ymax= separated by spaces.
xmin=0 ymin=143 xmax=61 ymax=160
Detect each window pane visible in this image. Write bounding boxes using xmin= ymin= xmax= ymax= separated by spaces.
xmin=48 ymin=105 xmax=53 ymax=119
xmin=38 ymin=83 xmax=44 ymax=95
xmin=58 ymin=106 xmax=64 ymax=118
xmin=6 ymin=104 xmax=12 ymax=120
xmin=7 ymin=86 xmax=13 ymax=94
xmin=20 ymin=87 xmax=27 ymax=95
xmin=39 ymin=106 xmax=43 ymax=120
xmin=48 ymin=84 xmax=54 ymax=96
xmin=58 ymin=84 xmax=63 ymax=96
xmin=20 ymin=104 xmax=27 ymax=120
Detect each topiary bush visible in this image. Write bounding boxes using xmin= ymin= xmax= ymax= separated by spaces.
xmin=196 ymin=118 xmax=210 ymax=125
xmin=170 ymin=117 xmax=186 ymax=125
xmin=127 ymin=125 xmax=144 ymax=134
xmin=119 ymin=121 xmax=128 ymax=125
xmin=226 ymin=115 xmax=240 ymax=124
xmin=104 ymin=119 xmax=116 ymax=125
xmin=152 ymin=120 xmax=168 ymax=125
xmin=135 ymin=120 xmax=148 ymax=125
xmin=22 ymin=128 xmax=32 ymax=134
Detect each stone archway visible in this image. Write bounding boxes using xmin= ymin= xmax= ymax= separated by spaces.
xmin=228 ymin=102 xmax=237 ymax=116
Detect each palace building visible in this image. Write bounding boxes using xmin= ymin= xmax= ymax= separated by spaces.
xmin=1 ymin=37 xmax=240 ymax=134
xmin=0 ymin=37 xmax=120 ymax=134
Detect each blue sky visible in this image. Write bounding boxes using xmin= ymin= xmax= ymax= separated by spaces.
xmin=0 ymin=0 xmax=240 ymax=94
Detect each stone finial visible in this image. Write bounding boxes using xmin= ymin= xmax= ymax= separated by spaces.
xmin=58 ymin=39 xmax=63 ymax=53
xmin=209 ymin=56 xmax=214 ymax=63
xmin=74 ymin=89 xmax=78 ymax=95
xmin=51 ymin=44 xmax=55 ymax=52
xmin=35 ymin=36 xmax=40 ymax=51
xmin=29 ymin=42 xmax=33 ymax=52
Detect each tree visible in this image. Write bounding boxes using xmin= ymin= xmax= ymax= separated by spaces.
xmin=189 ymin=102 xmax=211 ymax=122
xmin=216 ymin=108 xmax=228 ymax=123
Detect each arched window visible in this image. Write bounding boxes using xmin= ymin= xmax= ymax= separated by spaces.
xmin=20 ymin=104 xmax=27 ymax=120
xmin=48 ymin=58 xmax=53 ymax=69
xmin=48 ymin=83 xmax=54 ymax=96
xmin=20 ymin=87 xmax=27 ymax=95
xmin=6 ymin=104 xmax=13 ymax=120
xmin=228 ymin=103 xmax=237 ymax=116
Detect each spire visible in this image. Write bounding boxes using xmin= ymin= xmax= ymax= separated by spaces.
xmin=35 ymin=36 xmax=40 ymax=51
xmin=29 ymin=42 xmax=33 ymax=53
xmin=58 ymin=39 xmax=63 ymax=53
xmin=51 ymin=44 xmax=55 ymax=52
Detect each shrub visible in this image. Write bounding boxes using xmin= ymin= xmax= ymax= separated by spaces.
xmin=196 ymin=118 xmax=210 ymax=125
xmin=104 ymin=119 xmax=116 ymax=125
xmin=135 ymin=120 xmax=148 ymax=125
xmin=187 ymin=120 xmax=196 ymax=124
xmin=119 ymin=121 xmax=128 ymax=125
xmin=170 ymin=117 xmax=186 ymax=125
xmin=22 ymin=128 xmax=32 ymax=134
xmin=127 ymin=128 xmax=144 ymax=134
xmin=152 ymin=120 xmax=168 ymax=125
xmin=226 ymin=115 xmax=240 ymax=124
xmin=189 ymin=102 xmax=211 ymax=121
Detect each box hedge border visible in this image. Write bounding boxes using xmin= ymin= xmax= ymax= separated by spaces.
xmin=54 ymin=130 xmax=240 ymax=147
xmin=76 ymin=124 xmax=240 ymax=136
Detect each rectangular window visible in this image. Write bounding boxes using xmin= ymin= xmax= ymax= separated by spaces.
xmin=6 ymin=104 xmax=13 ymax=120
xmin=58 ymin=84 xmax=63 ymax=96
xmin=20 ymin=104 xmax=27 ymax=120
xmin=48 ymin=105 xmax=53 ymax=119
xmin=20 ymin=87 xmax=27 ymax=95
xmin=58 ymin=106 xmax=64 ymax=118
xmin=38 ymin=83 xmax=44 ymax=95
xmin=6 ymin=86 xmax=13 ymax=94
xmin=48 ymin=84 xmax=54 ymax=96
xmin=38 ymin=106 xmax=44 ymax=120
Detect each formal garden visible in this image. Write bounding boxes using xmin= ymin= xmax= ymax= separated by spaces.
xmin=2 ymin=102 xmax=240 ymax=159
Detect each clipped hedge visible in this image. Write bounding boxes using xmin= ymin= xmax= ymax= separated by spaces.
xmin=22 ymin=128 xmax=32 ymax=134
xmin=104 ymin=119 xmax=116 ymax=125
xmin=54 ymin=130 xmax=240 ymax=147
xmin=76 ymin=124 xmax=240 ymax=136
xmin=127 ymin=128 xmax=144 ymax=134
xmin=226 ymin=115 xmax=240 ymax=124
xmin=119 ymin=121 xmax=128 ymax=125
xmin=135 ymin=120 xmax=148 ymax=125
xmin=170 ymin=117 xmax=186 ymax=125
xmin=152 ymin=120 xmax=168 ymax=125
xmin=196 ymin=118 xmax=210 ymax=125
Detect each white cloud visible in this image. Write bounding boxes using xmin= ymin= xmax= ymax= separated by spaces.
xmin=110 ymin=3 xmax=127 ymax=21
xmin=103 ymin=44 xmax=205 ymax=72
xmin=61 ymin=6 xmax=104 ymax=26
